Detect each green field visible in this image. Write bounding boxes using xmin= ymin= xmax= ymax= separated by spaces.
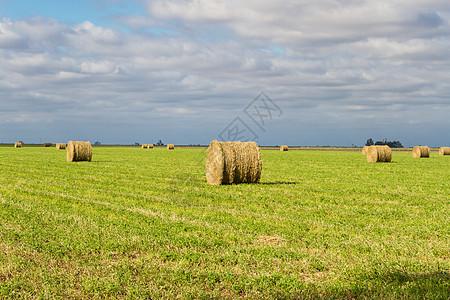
xmin=0 ymin=146 xmax=448 ymax=299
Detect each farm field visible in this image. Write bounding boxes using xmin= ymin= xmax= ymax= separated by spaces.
xmin=0 ymin=146 xmax=449 ymax=299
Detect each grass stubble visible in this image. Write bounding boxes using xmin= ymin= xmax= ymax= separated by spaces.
xmin=0 ymin=146 xmax=448 ymax=299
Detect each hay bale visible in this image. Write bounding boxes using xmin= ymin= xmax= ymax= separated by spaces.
xmin=366 ymin=145 xmax=392 ymax=163
xmin=362 ymin=146 xmax=369 ymax=155
xmin=14 ymin=142 xmax=22 ymax=148
xmin=206 ymin=140 xmax=262 ymax=185
xmin=167 ymin=144 xmax=174 ymax=150
xmin=412 ymin=146 xmax=430 ymax=158
xmin=142 ymin=144 xmax=147 ymax=149
xmin=147 ymin=144 xmax=154 ymax=149
xmin=66 ymin=141 xmax=92 ymax=162
xmin=56 ymin=143 xmax=66 ymax=150
xmin=43 ymin=143 xmax=52 ymax=147
xmin=280 ymin=145 xmax=288 ymax=151
xmin=439 ymin=147 xmax=450 ymax=155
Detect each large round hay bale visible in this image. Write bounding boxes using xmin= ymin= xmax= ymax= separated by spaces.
xmin=14 ymin=142 xmax=22 ymax=148
xmin=147 ymin=144 xmax=154 ymax=149
xmin=56 ymin=143 xmax=66 ymax=150
xmin=366 ymin=145 xmax=392 ymax=163
xmin=439 ymin=147 xmax=450 ymax=155
xmin=280 ymin=145 xmax=288 ymax=151
xmin=362 ymin=146 xmax=369 ymax=155
xmin=142 ymin=144 xmax=147 ymax=149
xmin=206 ymin=140 xmax=262 ymax=185
xmin=167 ymin=144 xmax=174 ymax=150
xmin=412 ymin=146 xmax=430 ymax=158
xmin=43 ymin=143 xmax=52 ymax=147
xmin=66 ymin=141 xmax=92 ymax=162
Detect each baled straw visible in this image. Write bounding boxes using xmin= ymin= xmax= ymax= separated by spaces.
xmin=147 ymin=144 xmax=154 ymax=149
xmin=66 ymin=141 xmax=92 ymax=162
xmin=43 ymin=143 xmax=52 ymax=147
xmin=439 ymin=147 xmax=450 ymax=155
xmin=206 ymin=140 xmax=262 ymax=185
xmin=167 ymin=144 xmax=174 ymax=150
xmin=362 ymin=146 xmax=369 ymax=155
xmin=56 ymin=143 xmax=66 ymax=150
xmin=14 ymin=142 xmax=22 ymax=148
xmin=280 ymin=145 xmax=288 ymax=151
xmin=142 ymin=144 xmax=147 ymax=149
xmin=366 ymin=145 xmax=392 ymax=163
xmin=412 ymin=146 xmax=430 ymax=158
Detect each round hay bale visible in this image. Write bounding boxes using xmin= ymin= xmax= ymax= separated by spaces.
xmin=14 ymin=142 xmax=22 ymax=148
xmin=167 ymin=144 xmax=174 ymax=150
xmin=147 ymin=144 xmax=154 ymax=149
xmin=56 ymin=143 xmax=66 ymax=150
xmin=66 ymin=141 xmax=92 ymax=162
xmin=412 ymin=146 xmax=430 ymax=158
xmin=366 ymin=145 xmax=392 ymax=163
xmin=362 ymin=146 xmax=369 ymax=155
xmin=206 ymin=140 xmax=262 ymax=185
xmin=439 ymin=147 xmax=450 ymax=155
xmin=142 ymin=144 xmax=147 ymax=149
xmin=43 ymin=143 xmax=52 ymax=147
xmin=280 ymin=145 xmax=288 ymax=151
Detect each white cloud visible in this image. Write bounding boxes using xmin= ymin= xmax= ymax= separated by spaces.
xmin=149 ymin=0 xmax=234 ymax=22
xmin=147 ymin=0 xmax=450 ymax=47
xmin=0 ymin=18 xmax=24 ymax=48
xmin=57 ymin=71 xmax=89 ymax=80
xmin=80 ymin=60 xmax=117 ymax=74
xmin=72 ymin=21 xmax=120 ymax=43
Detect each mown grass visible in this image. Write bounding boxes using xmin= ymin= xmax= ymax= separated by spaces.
xmin=0 ymin=146 xmax=448 ymax=299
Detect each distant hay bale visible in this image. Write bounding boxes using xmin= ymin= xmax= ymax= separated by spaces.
xmin=280 ymin=145 xmax=288 ymax=151
xmin=142 ymin=144 xmax=147 ymax=149
xmin=66 ymin=141 xmax=92 ymax=162
xmin=439 ymin=147 xmax=450 ymax=155
xmin=412 ymin=146 xmax=430 ymax=158
xmin=206 ymin=140 xmax=262 ymax=185
xmin=362 ymin=146 xmax=369 ymax=155
xmin=14 ymin=142 xmax=22 ymax=148
xmin=56 ymin=143 xmax=66 ymax=150
xmin=43 ymin=143 xmax=52 ymax=147
xmin=366 ymin=145 xmax=392 ymax=163
xmin=147 ymin=144 xmax=154 ymax=149
xmin=167 ymin=144 xmax=174 ymax=150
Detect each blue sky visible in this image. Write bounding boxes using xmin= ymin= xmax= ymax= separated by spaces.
xmin=1 ymin=0 xmax=143 ymax=24
xmin=1 ymin=0 xmax=450 ymax=146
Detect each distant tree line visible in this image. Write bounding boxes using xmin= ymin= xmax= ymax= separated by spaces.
xmin=366 ymin=138 xmax=403 ymax=148
xmin=134 ymin=139 xmax=164 ymax=146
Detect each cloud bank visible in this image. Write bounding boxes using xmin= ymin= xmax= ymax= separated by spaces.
xmin=1 ymin=0 xmax=449 ymax=146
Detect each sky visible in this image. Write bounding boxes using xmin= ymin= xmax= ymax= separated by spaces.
xmin=1 ymin=0 xmax=449 ymax=146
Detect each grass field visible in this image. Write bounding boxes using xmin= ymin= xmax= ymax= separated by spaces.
xmin=0 ymin=146 xmax=448 ymax=299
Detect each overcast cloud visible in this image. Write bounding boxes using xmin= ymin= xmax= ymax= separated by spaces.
xmin=1 ymin=0 xmax=449 ymax=146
